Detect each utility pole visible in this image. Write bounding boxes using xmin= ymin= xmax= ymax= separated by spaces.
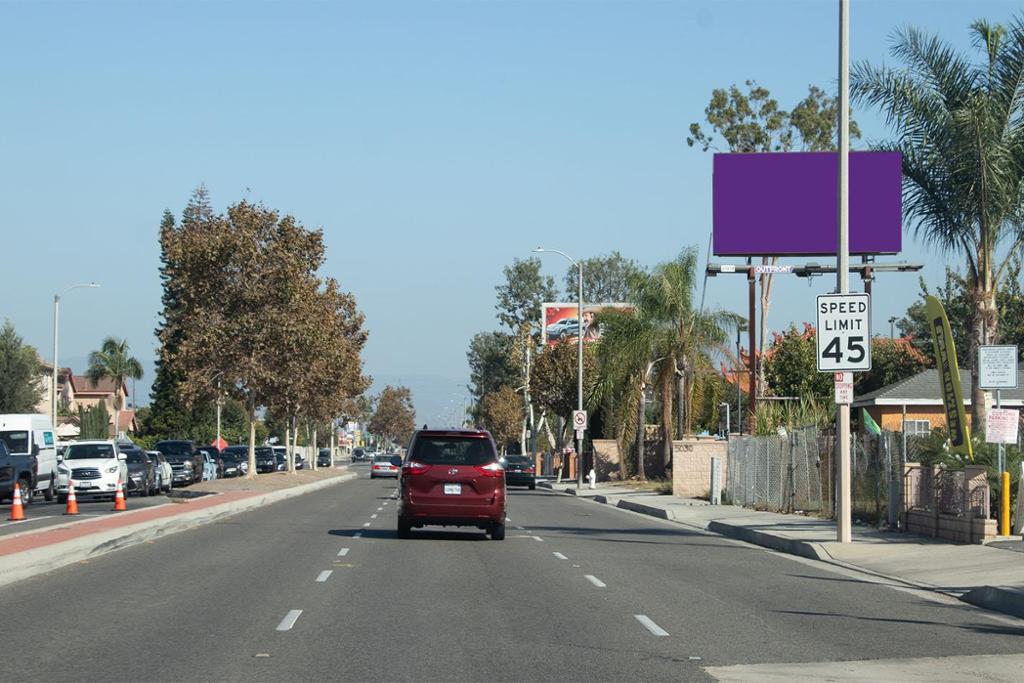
xmin=836 ymin=0 xmax=852 ymax=544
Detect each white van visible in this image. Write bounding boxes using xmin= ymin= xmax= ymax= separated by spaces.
xmin=0 ymin=414 xmax=58 ymax=501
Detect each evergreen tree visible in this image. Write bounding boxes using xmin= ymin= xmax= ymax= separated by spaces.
xmin=0 ymin=320 xmax=43 ymax=413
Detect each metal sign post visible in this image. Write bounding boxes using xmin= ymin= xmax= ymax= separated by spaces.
xmin=979 ymin=344 xmax=1018 ymax=533
xmin=836 ymin=0 xmax=852 ymax=544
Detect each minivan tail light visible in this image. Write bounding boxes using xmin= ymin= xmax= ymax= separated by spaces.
xmin=402 ymin=461 xmax=429 ymax=475
xmin=475 ymin=462 xmax=504 ymax=477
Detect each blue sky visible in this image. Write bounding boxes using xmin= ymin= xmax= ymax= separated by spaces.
xmin=1 ymin=0 xmax=1019 ymax=424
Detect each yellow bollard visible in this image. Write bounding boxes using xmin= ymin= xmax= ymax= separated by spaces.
xmin=1001 ymin=471 xmax=1011 ymax=537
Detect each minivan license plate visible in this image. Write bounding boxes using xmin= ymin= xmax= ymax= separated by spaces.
xmin=443 ymin=483 xmax=461 ymax=495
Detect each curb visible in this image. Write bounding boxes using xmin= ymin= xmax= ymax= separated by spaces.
xmin=0 ymin=472 xmax=357 ymax=588
xmin=547 ymin=485 xmax=1024 ymax=620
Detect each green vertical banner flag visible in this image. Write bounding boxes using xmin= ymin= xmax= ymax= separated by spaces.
xmin=925 ymin=295 xmax=973 ymax=460
xmin=862 ymin=409 xmax=882 ymax=436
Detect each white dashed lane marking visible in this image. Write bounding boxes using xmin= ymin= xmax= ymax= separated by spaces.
xmin=585 ymin=575 xmax=606 ymax=588
xmin=337 ymin=548 xmax=350 ymax=557
xmin=553 ymin=552 xmax=568 ymax=560
xmin=371 ymin=514 xmax=378 ymax=519
xmin=531 ymin=536 xmax=544 ymax=542
xmin=316 ymin=571 xmax=332 ymax=583
xmin=634 ymin=615 xmax=669 ymax=637
xmin=363 ymin=522 xmax=371 ymax=527
xmin=276 ymin=610 xmax=303 ymax=632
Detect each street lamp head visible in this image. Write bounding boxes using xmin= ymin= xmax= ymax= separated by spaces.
xmin=533 ymin=247 xmax=544 ymax=253
xmin=88 ymin=282 xmax=101 ymax=288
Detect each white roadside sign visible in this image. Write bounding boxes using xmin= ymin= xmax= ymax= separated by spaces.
xmin=816 ymin=293 xmax=871 ymax=372
xmin=986 ymin=408 xmax=1019 ymax=445
xmin=834 ymin=372 xmax=853 ymax=405
xmin=979 ymin=345 xmax=1018 ymax=389
xmin=572 ymin=410 xmax=588 ymax=430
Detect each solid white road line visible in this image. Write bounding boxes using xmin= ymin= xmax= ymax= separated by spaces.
xmin=553 ymin=552 xmax=568 ymax=560
xmin=634 ymin=615 xmax=669 ymax=637
xmin=371 ymin=514 xmax=378 ymax=519
xmin=337 ymin=548 xmax=350 ymax=557
xmin=353 ymin=531 xmax=362 ymax=538
xmin=276 ymin=610 xmax=303 ymax=631
xmin=531 ymin=535 xmax=544 ymax=542
xmin=316 ymin=571 xmax=333 ymax=583
xmin=585 ymin=575 xmax=606 ymax=588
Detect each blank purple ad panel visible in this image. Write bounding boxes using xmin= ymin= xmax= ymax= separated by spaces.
xmin=713 ymin=151 xmax=902 ymax=256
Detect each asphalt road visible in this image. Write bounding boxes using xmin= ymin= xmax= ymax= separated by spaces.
xmin=2 ymin=464 xmax=1023 ymax=682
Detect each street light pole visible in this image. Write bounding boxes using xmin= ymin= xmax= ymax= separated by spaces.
xmin=535 ymin=247 xmax=584 ymax=488
xmin=51 ymin=283 xmax=100 ymax=429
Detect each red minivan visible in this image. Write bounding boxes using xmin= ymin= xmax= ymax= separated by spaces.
xmin=397 ymin=429 xmax=506 ymax=540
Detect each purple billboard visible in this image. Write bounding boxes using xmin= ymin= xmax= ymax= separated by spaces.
xmin=713 ymin=151 xmax=902 ymax=256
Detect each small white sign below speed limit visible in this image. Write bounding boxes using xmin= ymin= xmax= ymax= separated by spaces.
xmin=816 ymin=293 xmax=872 ymax=372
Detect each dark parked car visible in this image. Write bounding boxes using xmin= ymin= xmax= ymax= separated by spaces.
xmin=254 ymin=447 xmax=277 ymax=473
xmin=217 ymin=448 xmax=246 ymax=477
xmin=274 ymin=452 xmax=287 ymax=471
xmin=397 ymin=429 xmax=506 ymax=540
xmin=155 ymin=440 xmax=203 ymax=485
xmin=0 ymin=441 xmax=37 ymax=504
xmin=123 ymin=447 xmax=158 ymax=496
xmin=501 ymin=455 xmax=536 ymax=490
xmin=317 ymin=448 xmax=332 ymax=468
xmin=352 ymin=448 xmax=366 ymax=462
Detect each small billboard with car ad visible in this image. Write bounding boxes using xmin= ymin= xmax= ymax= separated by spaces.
xmin=542 ymin=302 xmax=633 ymax=346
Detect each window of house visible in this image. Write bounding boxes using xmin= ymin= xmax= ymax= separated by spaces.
xmin=903 ymin=419 xmax=930 ymax=435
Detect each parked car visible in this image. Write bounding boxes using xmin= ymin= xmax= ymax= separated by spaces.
xmin=500 ymin=455 xmax=536 ymax=490
xmin=218 ymin=449 xmax=244 ymax=477
xmin=57 ymin=440 xmax=128 ymax=502
xmin=274 ymin=452 xmax=287 ymax=471
xmin=352 ymin=448 xmax=366 ymax=462
xmin=155 ymin=440 xmax=203 ymax=485
xmin=254 ymin=447 xmax=277 ymax=473
xmin=370 ymin=454 xmax=401 ymax=479
xmin=0 ymin=413 xmax=58 ymax=501
xmin=123 ymin=446 xmax=158 ymax=496
xmin=201 ymin=446 xmax=224 ymax=477
xmin=0 ymin=440 xmax=37 ymax=504
xmin=294 ymin=452 xmax=306 ymax=470
xmin=317 ymin=448 xmax=332 ymax=468
xmin=147 ymin=450 xmax=173 ymax=493
xmin=198 ymin=450 xmax=218 ymax=481
xmin=397 ymin=429 xmax=506 ymax=540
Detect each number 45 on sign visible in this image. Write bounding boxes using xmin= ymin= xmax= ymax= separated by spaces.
xmin=816 ymin=293 xmax=872 ymax=372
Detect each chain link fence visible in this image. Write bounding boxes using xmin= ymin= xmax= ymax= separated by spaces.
xmin=726 ymin=427 xmax=933 ymax=524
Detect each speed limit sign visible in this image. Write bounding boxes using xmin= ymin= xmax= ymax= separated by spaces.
xmin=572 ymin=410 xmax=588 ymax=430
xmin=816 ymin=293 xmax=872 ymax=372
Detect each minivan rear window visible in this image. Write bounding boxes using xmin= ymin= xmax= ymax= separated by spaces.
xmin=412 ymin=437 xmax=494 ymax=466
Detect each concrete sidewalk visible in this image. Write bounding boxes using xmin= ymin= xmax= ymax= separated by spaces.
xmin=540 ymin=480 xmax=1024 ymax=619
xmin=0 ymin=469 xmax=357 ymax=588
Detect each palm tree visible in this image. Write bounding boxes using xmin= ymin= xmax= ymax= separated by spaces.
xmin=595 ymin=248 xmax=728 ymax=479
xmin=852 ymin=19 xmax=1024 ymax=430
xmin=86 ymin=337 xmax=144 ymax=440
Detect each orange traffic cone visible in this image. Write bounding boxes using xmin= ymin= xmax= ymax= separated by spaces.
xmin=112 ymin=480 xmax=127 ymax=512
xmin=64 ymin=481 xmax=79 ymax=516
xmin=9 ymin=482 xmax=26 ymax=521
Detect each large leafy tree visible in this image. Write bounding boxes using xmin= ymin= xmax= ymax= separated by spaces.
xmin=0 ymin=320 xmax=43 ymax=413
xmin=688 ymin=80 xmax=860 ymax=395
xmin=86 ymin=337 xmax=144 ymax=439
xmin=494 ymin=257 xmax=557 ymax=332
xmin=466 ymin=331 xmax=518 ymax=401
xmin=369 ymin=386 xmax=416 ymax=449
xmin=530 ymin=341 xmax=597 ymax=442
xmin=563 ymin=251 xmax=643 ymax=303
xmin=168 ymin=199 xmax=368 ymax=478
xmin=852 ymin=19 xmax=1024 ymax=429
xmin=479 ymin=385 xmax=522 ymax=455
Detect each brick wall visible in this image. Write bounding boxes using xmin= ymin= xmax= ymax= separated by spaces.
xmin=671 ymin=437 xmax=727 ymax=499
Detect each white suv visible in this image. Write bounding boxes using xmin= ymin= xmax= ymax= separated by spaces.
xmin=57 ymin=440 xmax=128 ymax=502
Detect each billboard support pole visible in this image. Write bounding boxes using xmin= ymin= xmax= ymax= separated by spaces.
xmin=836 ymin=0 xmax=852 ymax=544
xmin=577 ymin=261 xmax=584 ymax=489
xmin=747 ymin=262 xmax=757 ymax=418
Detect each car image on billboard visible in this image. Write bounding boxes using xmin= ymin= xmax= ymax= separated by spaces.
xmin=541 ymin=302 xmax=633 ymax=347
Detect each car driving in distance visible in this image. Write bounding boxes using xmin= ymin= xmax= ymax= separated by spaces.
xmin=370 ymin=454 xmax=401 ymax=478
xmin=397 ymin=428 xmax=506 ymax=540
xmin=501 ymin=455 xmax=536 ymax=490
xmin=317 ymin=448 xmax=332 ymax=468
xmin=352 ymin=448 xmax=366 ymax=462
